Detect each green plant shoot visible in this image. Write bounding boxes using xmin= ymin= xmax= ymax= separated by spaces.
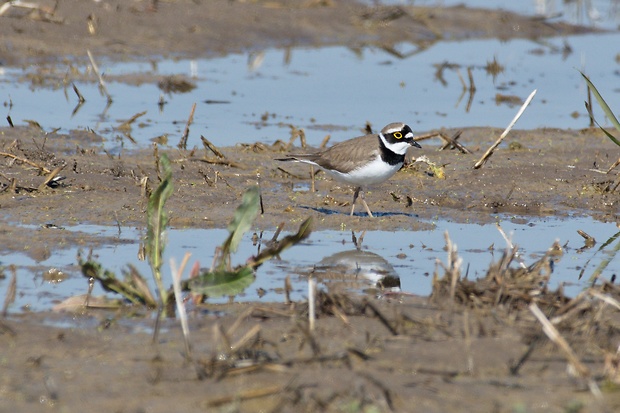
xmin=146 ymin=153 xmax=174 ymax=307
xmin=580 ymin=71 xmax=620 ymax=147
xmin=219 ymin=185 xmax=260 ymax=269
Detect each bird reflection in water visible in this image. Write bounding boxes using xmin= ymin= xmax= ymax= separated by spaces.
xmin=310 ymin=231 xmax=401 ymax=294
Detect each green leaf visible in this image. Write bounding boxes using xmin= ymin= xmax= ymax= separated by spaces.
xmin=222 ymin=186 xmax=260 ymax=256
xmin=145 ymin=153 xmax=174 ymax=304
xmin=586 ymin=102 xmax=620 ymax=147
xmin=580 ymin=71 xmax=620 ymax=147
xmin=187 ymin=266 xmax=255 ymax=297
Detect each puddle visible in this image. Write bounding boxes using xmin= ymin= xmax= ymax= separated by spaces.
xmin=2 ymin=3 xmax=620 ymax=313
xmin=2 ymin=216 xmax=619 ymax=314
xmin=2 ymin=31 xmax=620 ymax=150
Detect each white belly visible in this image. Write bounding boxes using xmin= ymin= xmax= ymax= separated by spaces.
xmin=324 ymin=157 xmax=402 ymax=187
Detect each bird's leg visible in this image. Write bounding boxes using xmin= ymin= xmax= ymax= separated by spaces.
xmin=359 ymin=189 xmax=374 ymax=218
xmin=350 ymin=187 xmax=360 ymax=216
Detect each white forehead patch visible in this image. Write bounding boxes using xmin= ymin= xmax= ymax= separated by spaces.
xmin=382 ymin=123 xmax=406 ymax=135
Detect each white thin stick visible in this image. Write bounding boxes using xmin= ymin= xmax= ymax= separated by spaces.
xmin=495 ymin=223 xmax=527 ymax=269
xmin=589 ymin=290 xmax=620 ymax=311
xmin=0 ymin=2 xmax=11 ymax=15
xmin=0 ymin=1 xmax=41 ymax=15
xmin=474 ymin=89 xmax=537 ymax=169
xmin=230 ymin=324 xmax=261 ymax=352
xmin=171 ymin=253 xmax=192 ymax=360
xmin=308 ymin=276 xmax=316 ymax=331
xmin=87 ymin=49 xmax=113 ymax=103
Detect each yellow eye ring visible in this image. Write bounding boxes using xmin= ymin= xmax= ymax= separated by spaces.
xmin=394 ymin=132 xmax=403 ymax=139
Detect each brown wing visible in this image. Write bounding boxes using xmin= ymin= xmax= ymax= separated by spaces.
xmin=309 ymin=134 xmax=379 ymax=174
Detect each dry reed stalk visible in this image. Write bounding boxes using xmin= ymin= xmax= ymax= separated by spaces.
xmin=0 ymin=151 xmax=51 ymax=173
xmin=474 ymin=89 xmax=537 ymax=169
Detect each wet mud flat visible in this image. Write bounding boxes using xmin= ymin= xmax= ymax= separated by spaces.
xmin=2 ymin=0 xmax=620 ymax=411
xmin=1 ymin=121 xmax=620 ymax=412
xmin=0 ymin=124 xmax=618 ymax=240
xmin=0 ymin=0 xmax=596 ymax=64
xmin=3 ymin=255 xmax=620 ymax=413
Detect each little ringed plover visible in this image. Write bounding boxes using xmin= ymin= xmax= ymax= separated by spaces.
xmin=277 ymin=122 xmax=421 ymax=217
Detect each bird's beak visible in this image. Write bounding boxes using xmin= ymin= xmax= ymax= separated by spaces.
xmin=411 ymin=140 xmax=422 ymax=148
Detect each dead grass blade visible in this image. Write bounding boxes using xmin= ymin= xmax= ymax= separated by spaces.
xmin=177 ymin=102 xmax=196 ymax=150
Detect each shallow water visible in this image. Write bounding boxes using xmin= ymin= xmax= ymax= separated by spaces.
xmin=3 ymin=216 xmax=619 ymax=313
xmin=2 ymin=2 xmax=620 ymax=314
xmin=2 ymin=31 xmax=620 ymax=150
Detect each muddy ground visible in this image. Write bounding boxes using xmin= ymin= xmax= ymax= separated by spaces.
xmin=1 ymin=1 xmax=620 ymax=412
